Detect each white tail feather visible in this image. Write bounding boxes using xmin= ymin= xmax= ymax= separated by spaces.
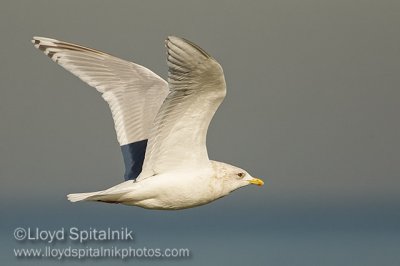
xmin=67 ymin=192 xmax=100 ymax=202
xmin=67 ymin=190 xmax=131 ymax=203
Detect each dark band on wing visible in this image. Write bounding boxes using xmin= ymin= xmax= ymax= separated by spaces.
xmin=120 ymin=139 xmax=148 ymax=181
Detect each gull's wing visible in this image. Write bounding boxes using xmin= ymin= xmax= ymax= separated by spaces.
xmin=138 ymin=36 xmax=226 ymax=180
xmin=32 ymin=37 xmax=169 ymax=180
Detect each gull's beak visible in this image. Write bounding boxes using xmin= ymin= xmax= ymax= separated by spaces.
xmin=249 ymin=177 xmax=264 ymax=186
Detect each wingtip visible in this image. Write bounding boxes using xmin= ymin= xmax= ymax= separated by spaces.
xmin=165 ymin=35 xmax=178 ymax=47
xmin=31 ymin=36 xmax=60 ymax=47
xmin=165 ymin=36 xmax=211 ymax=59
xmin=32 ymin=36 xmax=58 ymax=42
xmin=165 ymin=35 xmax=188 ymax=46
xmin=31 ymin=36 xmax=41 ymax=47
xmin=166 ymin=35 xmax=179 ymax=41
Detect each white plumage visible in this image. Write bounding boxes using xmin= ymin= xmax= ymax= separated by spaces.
xmin=32 ymin=36 xmax=168 ymax=145
xmin=32 ymin=36 xmax=264 ymax=210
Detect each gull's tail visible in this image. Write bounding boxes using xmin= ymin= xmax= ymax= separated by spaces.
xmin=67 ymin=190 xmax=128 ymax=203
xmin=67 ymin=192 xmax=99 ymax=202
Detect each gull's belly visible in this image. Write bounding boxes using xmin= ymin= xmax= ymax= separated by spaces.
xmin=122 ymin=171 xmax=223 ymax=210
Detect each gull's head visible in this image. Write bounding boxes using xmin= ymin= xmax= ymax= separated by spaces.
xmin=212 ymin=161 xmax=264 ymax=194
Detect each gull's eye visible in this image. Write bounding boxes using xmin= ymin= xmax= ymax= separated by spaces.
xmin=237 ymin=172 xmax=245 ymax=178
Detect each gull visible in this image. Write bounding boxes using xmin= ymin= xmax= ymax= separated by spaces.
xmin=32 ymin=36 xmax=264 ymax=210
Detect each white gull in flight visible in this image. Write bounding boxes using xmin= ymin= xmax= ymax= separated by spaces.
xmin=32 ymin=36 xmax=264 ymax=210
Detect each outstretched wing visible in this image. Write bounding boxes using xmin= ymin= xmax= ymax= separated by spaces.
xmin=138 ymin=36 xmax=226 ymax=180
xmin=32 ymin=37 xmax=169 ymax=180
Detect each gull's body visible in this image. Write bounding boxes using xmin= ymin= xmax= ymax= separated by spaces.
xmin=32 ymin=36 xmax=264 ymax=210
xmin=72 ymin=162 xmax=228 ymax=210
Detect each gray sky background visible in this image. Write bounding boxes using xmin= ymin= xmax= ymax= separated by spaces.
xmin=1 ymin=1 xmax=399 ymax=265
